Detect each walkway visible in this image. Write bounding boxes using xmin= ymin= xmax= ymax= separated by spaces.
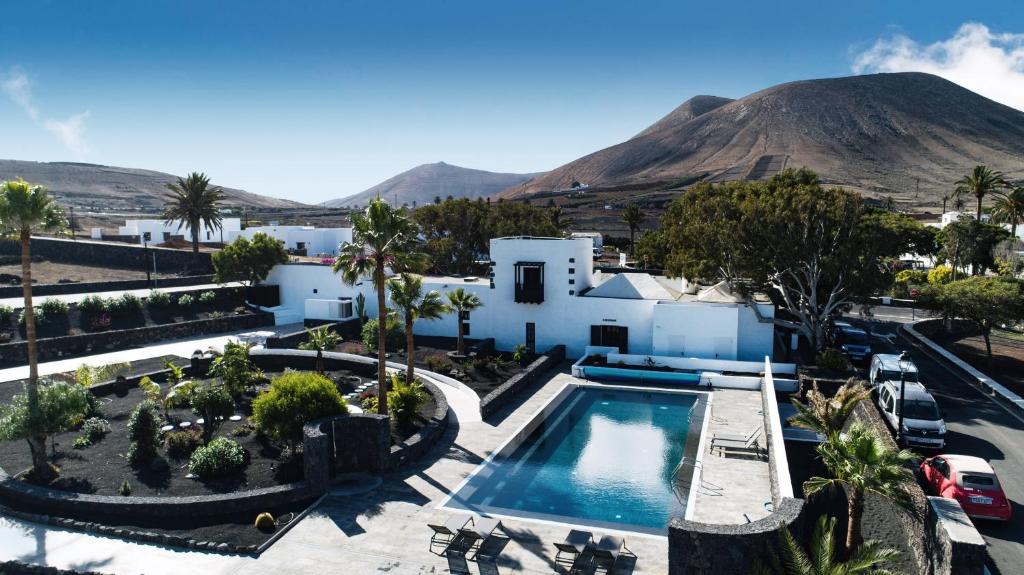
xmin=0 ymin=282 xmax=243 ymax=309
xmin=0 ymin=324 xmax=301 ymax=383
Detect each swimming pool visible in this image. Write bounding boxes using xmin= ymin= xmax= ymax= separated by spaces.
xmin=441 ymin=385 xmax=708 ymax=535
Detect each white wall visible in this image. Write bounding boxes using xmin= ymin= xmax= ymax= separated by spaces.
xmin=226 ymin=226 xmax=351 ymax=255
xmin=263 ymin=263 xmax=377 ymax=318
xmin=119 ymin=218 xmax=241 ymax=245
xmin=651 ymin=303 xmax=738 ymax=360
xmin=737 ymin=303 xmax=776 ymax=361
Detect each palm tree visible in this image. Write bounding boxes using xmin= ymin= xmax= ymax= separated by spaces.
xmin=446 ymin=288 xmax=483 ymax=356
xmin=788 ymin=379 xmax=870 ymax=439
xmin=298 ymin=325 xmax=341 ymax=373
xmin=333 ymin=198 xmax=424 ymax=416
xmin=0 ymin=179 xmax=66 ymax=480
xmin=621 ymin=202 xmax=645 ymax=257
xmin=804 ymin=423 xmax=918 ymax=557
xmin=388 ymin=273 xmax=448 ymax=383
xmin=992 ymin=186 xmax=1024 ymax=257
xmin=954 ymin=165 xmax=1008 ymax=222
xmin=162 ymin=172 xmax=226 ymax=265
xmin=755 ymin=514 xmax=900 ymax=575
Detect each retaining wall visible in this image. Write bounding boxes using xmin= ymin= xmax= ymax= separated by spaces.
xmin=479 ymin=344 xmax=565 ymax=419
xmin=0 ymin=237 xmax=213 ymax=273
xmin=264 ymin=319 xmax=362 ymax=349
xmin=0 ymin=275 xmax=214 ymax=299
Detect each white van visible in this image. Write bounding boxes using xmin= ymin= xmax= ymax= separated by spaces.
xmin=869 ymin=354 xmax=920 ymax=388
xmin=875 ymin=380 xmax=946 ymax=449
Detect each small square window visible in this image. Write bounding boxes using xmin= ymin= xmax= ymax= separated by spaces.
xmin=313 ymin=289 xmax=318 ymax=294
xmin=569 ymin=290 xmax=575 ymax=296
xmin=569 ymin=257 xmax=575 ymax=263
xmin=462 ymin=321 xmax=471 ymax=336
xmin=459 ymin=310 xmax=471 ymax=321
xmin=568 ymin=268 xmax=575 ymax=274
xmin=569 ymin=279 xmax=575 ymax=285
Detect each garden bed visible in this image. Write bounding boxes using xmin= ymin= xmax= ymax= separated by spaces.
xmin=930 ymin=328 xmax=1024 ymax=398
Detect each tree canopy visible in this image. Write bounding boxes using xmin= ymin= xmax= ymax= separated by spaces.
xmin=212 ymin=232 xmax=290 ymax=285
xmin=928 ymin=276 xmax=1024 ymax=360
xmin=936 ymin=217 xmax=1009 ymax=277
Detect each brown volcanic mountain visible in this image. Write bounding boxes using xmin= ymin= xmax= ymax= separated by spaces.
xmin=324 ymin=161 xmax=540 ymax=208
xmin=0 ymin=160 xmax=305 ymax=211
xmin=502 ymin=73 xmax=1024 ymax=201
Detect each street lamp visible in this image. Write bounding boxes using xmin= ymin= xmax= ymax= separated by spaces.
xmin=143 ymin=232 xmax=152 ymax=286
xmin=897 ymin=350 xmax=910 ymax=445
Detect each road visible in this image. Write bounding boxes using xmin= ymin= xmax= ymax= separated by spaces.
xmin=846 ymin=313 xmax=1024 ymax=574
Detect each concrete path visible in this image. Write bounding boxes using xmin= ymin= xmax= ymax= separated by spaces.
xmin=0 ymin=324 xmax=302 ymax=383
xmin=0 ymin=282 xmax=244 ymax=309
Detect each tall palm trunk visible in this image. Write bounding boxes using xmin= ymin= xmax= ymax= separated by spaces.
xmin=456 ymin=317 xmax=465 ymax=355
xmin=190 ymin=218 xmax=201 ymax=266
xmin=405 ymin=318 xmax=415 ymax=384
xmin=845 ymin=489 xmax=865 ymax=557
xmin=629 ymin=227 xmax=636 ymax=257
xmin=375 ymin=264 xmax=389 ymax=415
xmin=20 ymin=231 xmax=48 ymax=477
xmin=976 ymin=195 xmax=983 ymax=222
xmin=315 ymin=350 xmax=324 ymax=374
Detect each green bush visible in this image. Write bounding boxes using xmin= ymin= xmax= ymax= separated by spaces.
xmin=208 ymin=342 xmax=263 ymax=397
xmin=894 ymin=269 xmax=928 ymax=286
xmin=198 ymin=290 xmax=217 ymax=305
xmin=188 ymin=437 xmax=246 ymax=479
xmin=388 ymin=374 xmax=429 ymax=429
xmin=189 ymin=383 xmax=235 ymax=443
xmin=0 ymin=304 xmax=13 ymax=324
xmin=147 ymin=290 xmax=172 ymax=307
xmin=361 ymin=394 xmax=378 ymax=413
xmin=361 ymin=317 xmax=403 ymax=351
xmin=424 ymin=354 xmax=452 ymax=374
xmin=177 ymin=294 xmax=195 ymax=308
xmin=928 ymin=265 xmax=953 ymax=285
xmin=72 ymin=436 xmax=92 ymax=450
xmin=80 ymin=417 xmax=110 ymax=442
xmin=165 ymin=429 xmax=203 ymax=459
xmin=118 ymin=479 xmax=132 ymax=496
xmin=127 ymin=400 xmax=163 ymax=467
xmin=252 ymin=372 xmax=348 ymax=448
xmin=77 ymin=295 xmax=110 ymax=317
xmin=817 ymin=348 xmax=850 ymax=372
xmin=18 ymin=308 xmax=45 ymax=326
xmin=109 ymin=293 xmax=144 ymax=315
xmin=39 ymin=298 xmax=69 ymax=316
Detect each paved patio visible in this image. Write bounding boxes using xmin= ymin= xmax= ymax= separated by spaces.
xmin=1 ymin=369 xmax=779 ymax=574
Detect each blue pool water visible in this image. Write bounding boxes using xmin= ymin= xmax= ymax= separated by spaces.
xmin=444 ymin=386 xmax=703 ymax=534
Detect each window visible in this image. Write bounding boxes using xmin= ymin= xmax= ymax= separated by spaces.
xmin=569 ymin=279 xmax=575 ymax=285
xmin=569 ymin=290 xmax=575 ymax=296
xmin=933 ymin=458 xmax=949 ymax=478
xmin=569 ymin=257 xmax=575 ymax=263
xmin=514 ymin=262 xmax=545 ymax=304
xmin=459 ymin=310 xmax=471 ymax=321
xmin=568 ymin=268 xmax=575 ymax=274
xmin=590 ymin=325 xmax=628 ymax=353
xmin=462 ymin=321 xmax=471 ymax=336
xmin=880 ymin=389 xmax=894 ymax=412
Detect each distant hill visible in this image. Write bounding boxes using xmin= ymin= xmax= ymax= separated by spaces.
xmin=324 ymin=162 xmax=541 ymax=208
xmin=0 ymin=160 xmax=305 ymax=211
xmin=501 ymin=73 xmax=1024 ymax=203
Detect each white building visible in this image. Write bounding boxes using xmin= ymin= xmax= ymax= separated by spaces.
xmin=226 ymin=225 xmax=352 ymax=256
xmin=262 ymin=236 xmax=776 ymax=360
xmin=934 ymin=211 xmax=1022 ymax=242
xmin=117 ymin=218 xmax=242 ymax=245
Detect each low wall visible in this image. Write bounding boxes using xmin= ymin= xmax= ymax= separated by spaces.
xmin=332 ymin=415 xmax=392 ymax=475
xmin=0 ymin=312 xmax=274 ymax=367
xmin=389 ymin=378 xmax=450 ymax=468
xmin=0 ymin=274 xmax=214 ymax=298
xmin=668 ymin=497 xmax=804 ymax=574
xmin=264 ymin=318 xmax=362 ymax=349
xmin=479 ymin=344 xmax=565 ymax=419
xmin=925 ymin=497 xmax=987 ymax=575
xmin=0 ymin=237 xmax=213 ymax=273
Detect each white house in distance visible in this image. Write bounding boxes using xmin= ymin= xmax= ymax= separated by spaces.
xmin=226 ymin=225 xmax=352 ymax=256
xmin=115 ymin=218 xmax=243 ymax=245
xmin=262 ymin=236 xmax=776 ymax=360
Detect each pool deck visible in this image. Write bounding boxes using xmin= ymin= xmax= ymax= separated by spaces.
xmin=1 ymin=368 xmax=777 ymax=574
xmin=690 ymin=388 xmax=774 ymax=525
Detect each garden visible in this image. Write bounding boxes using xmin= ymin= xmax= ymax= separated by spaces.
xmin=0 ymin=287 xmax=252 ymax=344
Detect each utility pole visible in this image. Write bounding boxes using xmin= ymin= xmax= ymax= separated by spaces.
xmin=897 ymin=351 xmax=910 ymax=445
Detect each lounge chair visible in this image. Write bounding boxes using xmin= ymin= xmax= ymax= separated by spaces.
xmin=711 ymin=428 xmax=765 ymax=458
xmin=453 ymin=516 xmax=504 ymax=559
xmin=428 ymin=514 xmax=472 ymax=555
xmin=711 ymin=425 xmax=762 ymax=444
xmin=554 ymin=529 xmax=593 ymax=568
xmin=591 ymin=535 xmax=636 ymax=572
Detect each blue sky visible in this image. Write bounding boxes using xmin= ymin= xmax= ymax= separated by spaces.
xmin=2 ymin=1 xmax=1023 ymax=203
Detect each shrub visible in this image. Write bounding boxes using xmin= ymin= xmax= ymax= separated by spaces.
xmin=189 ymin=383 xmax=235 ymax=443
xmin=424 ymin=354 xmax=452 ymax=374
xmin=209 ymin=310 xmax=226 ymax=319
xmin=165 ymin=429 xmax=203 ymax=459
xmin=251 ymin=372 xmax=348 ymax=448
xmin=388 ymin=374 xmax=429 ymax=429
xmin=18 ymin=308 xmax=45 ymax=327
xmin=231 ymin=423 xmax=254 ymax=437
xmin=177 ymin=294 xmax=195 ymax=308
xmin=198 ymin=290 xmax=217 ymax=305
xmin=208 ymin=342 xmax=264 ymax=397
xmin=512 ymin=344 xmax=528 ymax=364
xmin=361 ymin=317 xmax=403 ymax=351
xmin=80 ymin=417 xmax=110 ymax=442
xmin=254 ymin=512 xmax=276 ymax=531
xmin=188 ymin=437 xmax=246 ymax=479
xmin=817 ymin=348 xmax=850 ymax=372
xmin=0 ymin=381 xmax=91 ymax=462
xmin=147 ymin=290 xmax=172 ymax=307
xmin=119 ymin=479 xmax=132 ymax=496
xmin=109 ymin=293 xmax=143 ymax=315
xmin=77 ymin=295 xmax=110 ymax=317
xmin=894 ymin=269 xmax=928 ymax=286
xmin=928 ymin=265 xmax=953 ymax=285
xmin=127 ymin=400 xmax=163 ymax=467
xmin=139 ymin=376 xmax=162 ymax=403
xmin=39 ymin=298 xmax=69 ymax=316
xmin=0 ymin=304 xmax=13 ymax=324
xmin=361 ymin=394 xmax=378 ymax=413
xmin=72 ymin=436 xmax=91 ymax=449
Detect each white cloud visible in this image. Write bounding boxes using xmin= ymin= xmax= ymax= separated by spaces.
xmin=1 ymin=68 xmax=92 ymax=154
xmin=45 ymin=112 xmax=91 ymax=154
xmin=853 ymin=22 xmax=1024 ymax=110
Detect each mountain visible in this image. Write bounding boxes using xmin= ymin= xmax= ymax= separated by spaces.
xmin=501 ymin=73 xmax=1024 ymax=202
xmin=0 ymin=160 xmax=305 ymax=211
xmin=324 ymin=162 xmax=541 ymax=208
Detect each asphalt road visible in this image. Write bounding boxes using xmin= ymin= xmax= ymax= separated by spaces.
xmin=845 ymin=313 xmax=1024 ymax=574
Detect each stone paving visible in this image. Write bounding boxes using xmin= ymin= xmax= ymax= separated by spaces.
xmin=1 ymin=368 xmax=779 ymax=574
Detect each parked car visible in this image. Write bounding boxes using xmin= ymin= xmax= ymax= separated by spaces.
xmin=869 ymin=353 xmax=920 ymax=388
xmin=875 ymin=380 xmax=946 ymax=449
xmin=832 ymin=324 xmax=871 ymax=362
xmin=921 ymin=454 xmax=1011 ymax=521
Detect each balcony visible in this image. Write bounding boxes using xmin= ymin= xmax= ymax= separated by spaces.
xmin=514 ymin=261 xmax=545 ymax=304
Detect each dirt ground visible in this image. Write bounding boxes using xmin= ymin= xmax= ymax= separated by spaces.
xmin=0 ymin=261 xmax=177 ymax=284
xmin=940 ymin=329 xmax=1024 ymax=397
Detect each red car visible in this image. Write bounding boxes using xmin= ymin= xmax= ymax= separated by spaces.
xmin=921 ymin=454 xmax=1012 ymax=521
